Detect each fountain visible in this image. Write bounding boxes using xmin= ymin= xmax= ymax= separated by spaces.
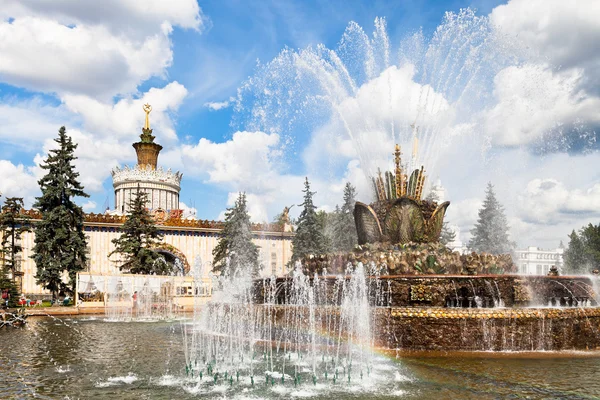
xmin=180 ymin=14 xmax=600 ymax=396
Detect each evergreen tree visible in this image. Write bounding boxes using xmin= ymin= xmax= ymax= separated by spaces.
xmin=212 ymin=192 xmax=260 ymax=277
xmin=316 ymin=209 xmax=333 ymax=253
xmin=468 ymin=182 xmax=515 ymax=254
xmin=331 ymin=182 xmax=358 ymax=252
xmin=0 ymin=196 xmax=30 ymax=307
xmin=110 ymin=188 xmax=167 ymax=275
xmin=291 ymin=178 xmax=328 ymax=262
xmin=440 ymin=223 xmax=456 ymax=246
xmin=424 ymin=184 xmax=456 ymax=246
xmin=563 ymin=229 xmax=590 ymax=274
xmin=32 ymin=127 xmax=89 ymax=299
xmin=0 ymin=197 xmax=31 ymax=294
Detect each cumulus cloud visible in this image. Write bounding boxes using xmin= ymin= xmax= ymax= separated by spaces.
xmin=205 ymin=101 xmax=231 ymax=111
xmin=517 ymin=178 xmax=600 ymax=224
xmin=0 ymin=160 xmax=39 ymax=206
xmin=0 ymin=0 xmax=204 ymax=98
xmin=0 ymin=0 xmax=205 ymax=37
xmin=62 ymin=82 xmax=188 ymax=142
xmin=491 ymin=0 xmax=600 ymax=87
xmin=480 ymin=64 xmax=600 ymax=147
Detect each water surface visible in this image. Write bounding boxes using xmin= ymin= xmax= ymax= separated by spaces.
xmin=1 ymin=316 xmax=599 ymax=399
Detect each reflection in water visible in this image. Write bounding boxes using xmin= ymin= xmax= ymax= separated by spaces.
xmin=1 ymin=316 xmax=600 ymax=399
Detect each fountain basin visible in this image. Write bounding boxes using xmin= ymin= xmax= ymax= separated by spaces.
xmin=251 ymin=274 xmax=600 ymax=351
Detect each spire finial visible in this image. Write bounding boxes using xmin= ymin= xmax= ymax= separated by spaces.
xmin=143 ymin=103 xmax=152 ymax=130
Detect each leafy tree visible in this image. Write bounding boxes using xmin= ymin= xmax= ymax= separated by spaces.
xmin=291 ymin=178 xmax=328 ymax=262
xmin=468 ymin=182 xmax=515 ymax=254
xmin=212 ymin=192 xmax=260 ymax=277
xmin=563 ymin=229 xmax=590 ymax=274
xmin=32 ymin=127 xmax=89 ymax=300
xmin=331 ymin=182 xmax=358 ymax=252
xmin=580 ymin=223 xmax=600 ymax=269
xmin=110 ymin=188 xmax=167 ymax=275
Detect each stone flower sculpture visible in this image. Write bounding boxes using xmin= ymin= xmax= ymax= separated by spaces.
xmin=353 ymin=143 xmax=451 ymax=245
xmin=354 ymin=197 xmax=450 ymax=245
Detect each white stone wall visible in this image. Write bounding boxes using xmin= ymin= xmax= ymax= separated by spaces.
xmin=18 ymin=224 xmax=293 ymax=295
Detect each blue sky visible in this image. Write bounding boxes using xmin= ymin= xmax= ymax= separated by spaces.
xmin=1 ymin=0 xmax=600 ymax=249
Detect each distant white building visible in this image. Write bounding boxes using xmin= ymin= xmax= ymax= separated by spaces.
xmin=515 ymin=246 xmax=564 ymax=275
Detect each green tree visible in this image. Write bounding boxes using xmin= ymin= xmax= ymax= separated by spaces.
xmin=110 ymin=189 xmax=167 ymax=275
xmin=440 ymin=222 xmax=456 ymax=246
xmin=0 ymin=197 xmax=30 ymax=306
xmin=212 ymin=192 xmax=260 ymax=277
xmin=331 ymin=182 xmax=358 ymax=252
xmin=563 ymin=229 xmax=590 ymax=274
xmin=291 ymin=178 xmax=328 ymax=262
xmin=0 ymin=197 xmax=31 ymax=296
xmin=32 ymin=127 xmax=89 ymax=300
xmin=581 ymin=223 xmax=600 ymax=269
xmin=424 ymin=184 xmax=456 ymax=246
xmin=468 ymin=182 xmax=515 ymax=254
xmin=316 ymin=209 xmax=333 ymax=253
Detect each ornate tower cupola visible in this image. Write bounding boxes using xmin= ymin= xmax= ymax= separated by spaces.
xmin=133 ymin=104 xmax=163 ymax=169
xmin=110 ymin=104 xmax=183 ymax=214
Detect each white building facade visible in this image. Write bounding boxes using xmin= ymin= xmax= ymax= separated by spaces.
xmin=515 ymin=246 xmax=564 ymax=275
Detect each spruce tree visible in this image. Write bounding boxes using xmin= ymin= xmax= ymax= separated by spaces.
xmin=291 ymin=178 xmax=328 ymax=262
xmin=0 ymin=197 xmax=31 ymax=297
xmin=563 ymin=229 xmax=589 ymax=274
xmin=110 ymin=188 xmax=167 ymax=275
xmin=468 ymin=182 xmax=515 ymax=254
xmin=332 ymin=182 xmax=358 ymax=252
xmin=32 ymin=127 xmax=89 ymax=300
xmin=212 ymin=192 xmax=260 ymax=277
xmin=440 ymin=223 xmax=456 ymax=246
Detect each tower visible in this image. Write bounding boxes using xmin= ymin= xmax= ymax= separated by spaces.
xmin=111 ymin=104 xmax=183 ymax=214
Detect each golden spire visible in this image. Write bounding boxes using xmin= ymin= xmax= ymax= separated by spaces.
xmin=143 ymin=103 xmax=152 ymax=130
xmin=394 ymin=144 xmax=403 ymax=197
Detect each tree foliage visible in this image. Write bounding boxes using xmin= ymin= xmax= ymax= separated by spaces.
xmin=32 ymin=127 xmax=89 ymax=299
xmin=440 ymin=222 xmax=456 ymax=246
xmin=110 ymin=189 xmax=167 ymax=275
xmin=331 ymin=182 xmax=358 ymax=252
xmin=212 ymin=192 xmax=260 ymax=277
xmin=291 ymin=178 xmax=328 ymax=262
xmin=564 ymin=223 xmax=600 ymax=274
xmin=468 ymin=182 xmax=515 ymax=254
xmin=0 ymin=197 xmax=30 ymax=278
xmin=0 ymin=196 xmax=30 ymax=306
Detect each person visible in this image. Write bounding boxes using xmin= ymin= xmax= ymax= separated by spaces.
xmin=2 ymin=289 xmax=9 ymax=308
xmin=132 ymin=291 xmax=138 ymax=308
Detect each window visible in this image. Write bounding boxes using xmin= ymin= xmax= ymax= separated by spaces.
xmin=536 ymin=265 xmax=542 ymax=275
xmin=271 ymin=262 xmax=277 ymax=275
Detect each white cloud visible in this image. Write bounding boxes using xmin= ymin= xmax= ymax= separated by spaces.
xmin=0 ymin=0 xmax=205 ymax=37
xmin=205 ymin=101 xmax=231 ymax=111
xmin=82 ymin=200 xmax=97 ymax=212
xmin=62 ymin=82 xmax=188 ymax=142
xmin=481 ymin=64 xmax=600 ymax=147
xmin=491 ymin=0 xmax=600 ymax=74
xmin=0 ymin=17 xmax=174 ymax=98
xmin=0 ymin=160 xmax=39 ymax=206
xmin=0 ymin=97 xmax=76 ymax=149
xmin=517 ymin=178 xmax=600 ymax=224
xmin=0 ymin=0 xmax=204 ymax=98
